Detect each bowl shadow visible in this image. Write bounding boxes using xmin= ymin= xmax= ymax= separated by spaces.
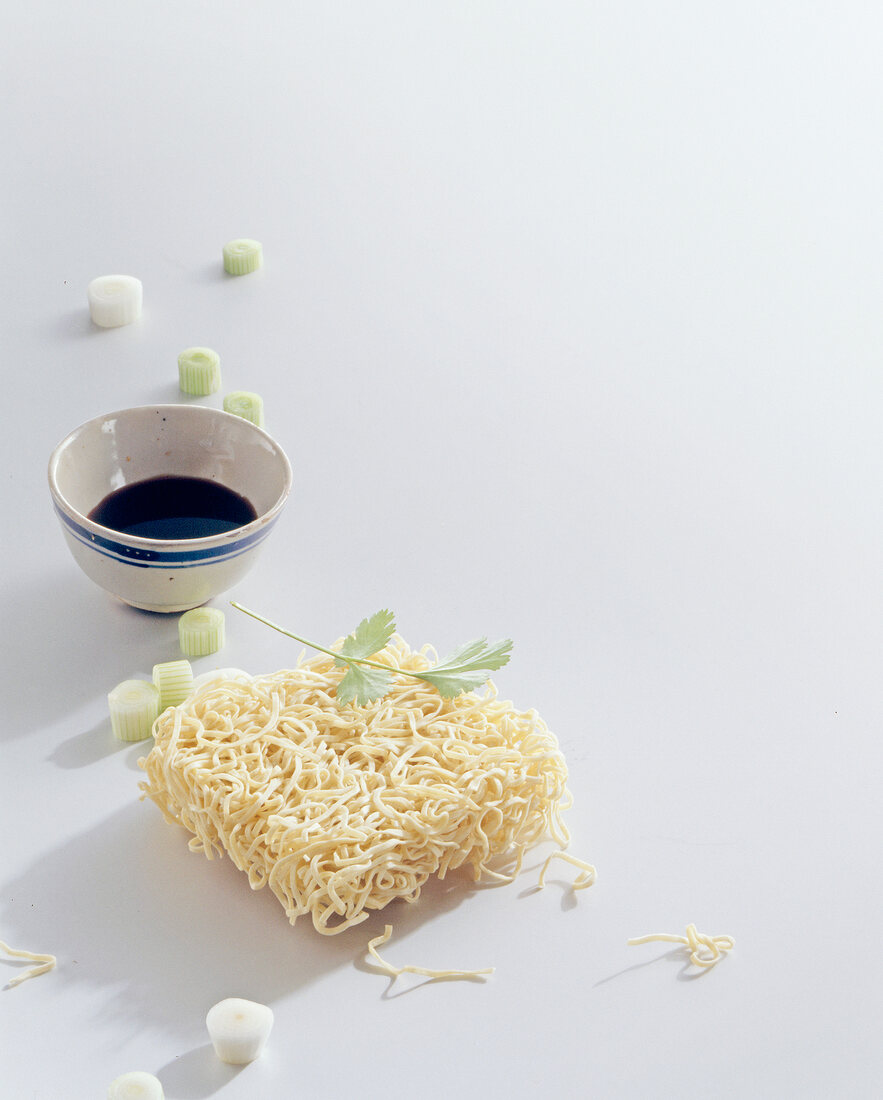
xmin=0 ymin=568 xmax=179 ymax=743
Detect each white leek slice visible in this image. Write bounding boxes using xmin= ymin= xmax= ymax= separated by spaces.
xmin=107 ymin=1071 xmax=164 ymax=1099
xmin=87 ymin=275 xmax=143 ymax=328
xmin=223 ymin=391 xmax=265 ymax=427
xmin=206 ymin=997 xmax=274 ymax=1064
xmin=223 ymin=238 xmax=262 ymax=275
xmin=178 ymin=347 xmax=221 ymax=395
xmin=178 ymin=607 xmax=226 ymax=657
xmin=108 ymin=680 xmax=160 ymax=741
xmin=152 ymin=660 xmax=194 ymax=709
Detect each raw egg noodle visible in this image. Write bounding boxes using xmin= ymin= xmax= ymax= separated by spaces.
xmin=538 ymin=849 xmax=596 ymax=890
xmin=0 ymin=939 xmax=57 ymax=987
xmin=140 ymin=637 xmax=578 ymax=935
xmin=627 ymin=923 xmax=735 ymax=968
xmin=367 ymin=924 xmax=494 ymax=981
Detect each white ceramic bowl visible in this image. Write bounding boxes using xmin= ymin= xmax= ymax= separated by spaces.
xmin=48 ymin=404 xmax=292 ymax=612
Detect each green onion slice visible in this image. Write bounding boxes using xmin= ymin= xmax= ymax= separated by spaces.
xmin=223 ymin=238 xmax=262 ymax=275
xmin=223 ymin=391 xmax=265 ymax=427
xmin=87 ymin=275 xmax=143 ymax=328
xmin=107 ymin=679 xmax=160 ymax=741
xmin=179 ymin=607 xmax=226 ymax=657
xmin=152 ymin=659 xmax=194 ymax=709
xmin=178 ymin=347 xmax=221 ymax=395
xmin=107 ymin=1071 xmax=165 ymax=1099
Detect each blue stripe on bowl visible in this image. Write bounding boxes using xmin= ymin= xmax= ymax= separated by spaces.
xmin=54 ymin=503 xmax=275 ymax=568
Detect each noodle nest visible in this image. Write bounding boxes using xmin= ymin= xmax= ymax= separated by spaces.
xmin=139 ymin=637 xmax=572 ymax=934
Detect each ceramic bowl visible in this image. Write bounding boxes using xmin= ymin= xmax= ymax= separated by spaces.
xmin=48 ymin=404 xmax=292 ymax=612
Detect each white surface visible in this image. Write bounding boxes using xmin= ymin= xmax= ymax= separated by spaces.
xmin=2 ymin=3 xmax=881 ymax=1097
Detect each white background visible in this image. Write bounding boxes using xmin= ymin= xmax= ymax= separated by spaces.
xmin=2 ymin=2 xmax=881 ymax=1097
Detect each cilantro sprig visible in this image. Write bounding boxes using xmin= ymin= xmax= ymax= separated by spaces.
xmin=231 ymin=604 xmax=512 ymax=706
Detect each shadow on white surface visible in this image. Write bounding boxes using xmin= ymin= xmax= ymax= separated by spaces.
xmin=183 ymin=262 xmax=231 ymax=286
xmin=516 ymin=877 xmax=580 ymax=912
xmin=1 ymin=569 xmax=178 ymax=743
xmin=48 ymin=718 xmax=130 ymax=769
xmin=0 ymin=797 xmax=494 ymax=1031
xmin=51 ymin=308 xmax=103 ymax=339
xmin=352 ymin=877 xmax=498 ymax=1001
xmin=155 ymin=1044 xmax=243 ymax=1100
xmin=1 ymin=802 xmax=342 ymax=1036
xmin=594 ymin=946 xmax=727 ymax=986
xmin=356 ymin=962 xmax=492 ymax=1001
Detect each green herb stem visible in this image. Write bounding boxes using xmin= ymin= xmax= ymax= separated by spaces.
xmin=231 ymin=602 xmax=405 ymax=676
xmin=231 ymin=602 xmax=512 ymax=704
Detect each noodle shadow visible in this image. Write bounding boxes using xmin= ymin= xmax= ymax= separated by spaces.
xmin=516 ymin=856 xmax=581 ymax=912
xmin=359 ymin=964 xmax=492 ymax=1000
xmin=0 ymin=570 xmax=179 ymax=743
xmin=594 ymin=947 xmax=717 ymax=986
xmin=0 ymin=802 xmax=502 ymax=1032
xmin=0 ymin=802 xmax=352 ymax=1035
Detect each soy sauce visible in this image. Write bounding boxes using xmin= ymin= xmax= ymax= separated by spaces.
xmin=88 ymin=475 xmax=258 ymax=539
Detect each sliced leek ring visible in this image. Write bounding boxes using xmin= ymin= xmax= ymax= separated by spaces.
xmin=107 ymin=679 xmax=160 ymax=742
xmin=178 ymin=347 xmax=221 ymax=395
xmin=206 ymin=997 xmax=274 ymax=1064
xmin=152 ymin=660 xmax=194 ymax=709
xmin=223 ymin=390 xmax=265 ymax=428
xmin=107 ymin=1071 xmax=164 ymax=1099
xmin=223 ymin=238 xmax=262 ymax=275
xmin=178 ymin=607 xmax=226 ymax=657
xmin=87 ymin=275 xmax=143 ymax=328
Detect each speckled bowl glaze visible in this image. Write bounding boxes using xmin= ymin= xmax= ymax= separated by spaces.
xmin=48 ymin=404 xmax=292 ymax=612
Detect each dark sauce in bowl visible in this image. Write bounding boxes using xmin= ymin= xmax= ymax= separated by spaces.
xmin=88 ymin=475 xmax=258 ymax=540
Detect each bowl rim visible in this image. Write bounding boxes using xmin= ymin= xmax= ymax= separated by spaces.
xmin=47 ymin=404 xmax=293 ymax=552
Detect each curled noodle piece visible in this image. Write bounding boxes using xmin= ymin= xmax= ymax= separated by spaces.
xmin=366 ymin=925 xmax=494 ymax=981
xmin=627 ymin=923 xmax=735 ymax=968
xmin=537 ymin=850 xmax=597 ymax=890
xmin=0 ymin=939 xmax=57 ymax=987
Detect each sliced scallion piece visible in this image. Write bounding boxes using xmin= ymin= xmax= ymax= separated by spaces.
xmin=107 ymin=680 xmax=160 ymax=741
xmin=178 ymin=347 xmax=221 ymax=395
xmin=206 ymin=997 xmax=274 ymax=1064
xmin=179 ymin=607 xmax=226 ymax=657
xmin=107 ymin=1071 xmax=165 ymax=1099
xmin=223 ymin=238 xmax=262 ymax=275
xmin=87 ymin=275 xmax=143 ymax=328
xmin=223 ymin=390 xmax=265 ymax=428
xmin=152 ymin=659 xmax=194 ymax=709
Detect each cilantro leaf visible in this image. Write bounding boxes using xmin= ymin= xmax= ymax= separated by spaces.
xmin=430 ymin=637 xmax=513 ymax=675
xmin=230 ymin=603 xmax=513 ymax=707
xmin=418 ymin=637 xmax=513 ymax=698
xmin=417 ymin=667 xmax=497 ymax=698
xmin=336 ymin=662 xmax=394 ymax=706
xmin=335 ymin=609 xmax=396 ymax=666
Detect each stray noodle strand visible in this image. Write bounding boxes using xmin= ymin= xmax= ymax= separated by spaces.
xmin=538 ymin=850 xmax=597 ymax=890
xmin=0 ymin=939 xmax=57 ymax=987
xmin=367 ymin=925 xmax=493 ymax=981
xmin=627 ymin=923 xmax=735 ymax=968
